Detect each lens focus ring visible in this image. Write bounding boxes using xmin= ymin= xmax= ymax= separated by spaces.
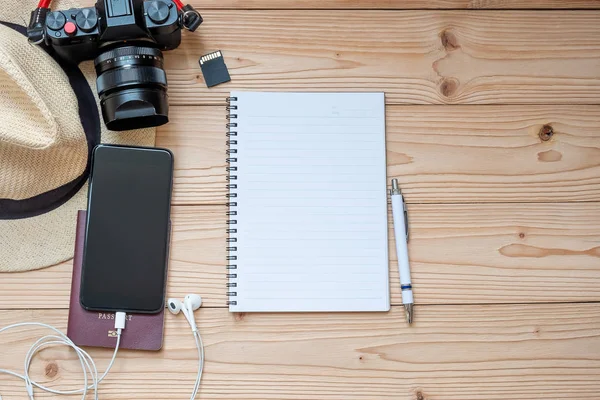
xmin=95 ymin=46 xmax=163 ymax=74
xmin=95 ymin=46 xmax=162 ymax=65
xmin=96 ymin=66 xmax=167 ymax=96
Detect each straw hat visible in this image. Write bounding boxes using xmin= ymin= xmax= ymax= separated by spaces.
xmin=0 ymin=0 xmax=155 ymax=272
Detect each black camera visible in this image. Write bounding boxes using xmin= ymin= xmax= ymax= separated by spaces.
xmin=27 ymin=0 xmax=202 ymax=131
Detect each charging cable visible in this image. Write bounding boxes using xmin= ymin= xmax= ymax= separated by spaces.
xmin=0 ymin=312 xmax=127 ymax=400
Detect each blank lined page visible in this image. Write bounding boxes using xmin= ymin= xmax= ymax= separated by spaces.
xmin=228 ymin=92 xmax=389 ymax=312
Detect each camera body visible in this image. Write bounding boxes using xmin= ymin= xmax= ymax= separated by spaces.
xmin=43 ymin=0 xmax=183 ymax=64
xmin=28 ymin=0 xmax=202 ymax=131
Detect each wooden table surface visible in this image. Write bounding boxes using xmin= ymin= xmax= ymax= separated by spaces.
xmin=2 ymin=1 xmax=600 ymax=399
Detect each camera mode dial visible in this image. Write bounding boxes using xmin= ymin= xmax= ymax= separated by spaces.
xmin=46 ymin=11 xmax=66 ymax=31
xmin=147 ymin=1 xmax=172 ymax=24
xmin=75 ymin=9 xmax=98 ymax=33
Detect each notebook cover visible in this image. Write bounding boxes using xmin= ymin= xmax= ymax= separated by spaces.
xmin=226 ymin=92 xmax=389 ymax=312
xmin=67 ymin=210 xmax=165 ymax=351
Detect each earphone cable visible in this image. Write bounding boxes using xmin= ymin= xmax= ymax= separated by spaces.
xmin=0 ymin=313 xmax=126 ymax=400
xmin=166 ymin=295 xmax=205 ymax=399
xmin=190 ymin=330 xmax=205 ymax=399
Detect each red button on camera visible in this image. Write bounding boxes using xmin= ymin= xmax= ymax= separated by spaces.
xmin=64 ymin=21 xmax=77 ymax=36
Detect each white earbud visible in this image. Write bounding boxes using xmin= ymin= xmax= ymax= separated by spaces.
xmin=168 ymin=295 xmax=202 ymax=332
xmin=167 ymin=298 xmax=182 ymax=314
xmin=184 ymin=294 xmax=202 ymax=311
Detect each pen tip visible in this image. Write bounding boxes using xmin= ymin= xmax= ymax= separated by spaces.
xmin=404 ymin=304 xmax=413 ymax=324
xmin=391 ymin=179 xmax=400 ymax=194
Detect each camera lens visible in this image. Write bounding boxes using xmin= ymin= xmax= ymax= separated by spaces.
xmin=95 ymin=45 xmax=169 ymax=131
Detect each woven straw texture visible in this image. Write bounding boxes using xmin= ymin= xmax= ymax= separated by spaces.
xmin=0 ymin=0 xmax=156 ymax=272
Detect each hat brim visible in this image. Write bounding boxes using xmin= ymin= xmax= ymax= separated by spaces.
xmin=0 ymin=19 xmax=156 ymax=272
xmin=0 ymin=22 xmax=100 ymax=220
xmin=0 ymin=186 xmax=88 ymax=272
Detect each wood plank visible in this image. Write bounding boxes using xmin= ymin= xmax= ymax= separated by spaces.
xmin=162 ymin=10 xmax=600 ymax=105
xmin=158 ymin=105 xmax=600 ymax=205
xmin=1 ymin=202 xmax=598 ymax=309
xmin=79 ymin=0 xmax=600 ymax=9
xmin=157 ymin=106 xmax=226 ymax=205
xmin=1 ymin=304 xmax=599 ymax=399
xmin=386 ymin=105 xmax=600 ymax=203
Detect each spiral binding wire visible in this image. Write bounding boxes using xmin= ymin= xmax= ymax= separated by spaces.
xmin=226 ymin=97 xmax=238 ymax=306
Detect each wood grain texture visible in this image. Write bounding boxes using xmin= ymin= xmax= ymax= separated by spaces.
xmin=1 ymin=202 xmax=598 ymax=310
xmin=386 ymin=105 xmax=600 ymax=203
xmin=162 ymin=10 xmax=600 ymax=105
xmin=157 ymin=105 xmax=600 ymax=205
xmin=1 ymin=304 xmax=599 ymax=400
xmin=2 ymin=4 xmax=598 ymax=399
xmin=156 ymin=106 xmax=226 ymax=206
xmin=77 ymin=0 xmax=600 ymax=9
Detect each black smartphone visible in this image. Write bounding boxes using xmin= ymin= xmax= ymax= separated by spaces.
xmin=80 ymin=144 xmax=174 ymax=313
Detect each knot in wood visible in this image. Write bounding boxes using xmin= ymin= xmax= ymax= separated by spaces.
xmin=439 ymin=78 xmax=459 ymax=98
xmin=440 ymin=29 xmax=460 ymax=51
xmin=539 ymin=125 xmax=553 ymax=141
xmin=45 ymin=362 xmax=59 ymax=378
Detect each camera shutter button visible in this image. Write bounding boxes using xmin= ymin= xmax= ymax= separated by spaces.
xmin=64 ymin=21 xmax=77 ymax=36
xmin=75 ymin=9 xmax=98 ymax=33
xmin=46 ymin=11 xmax=66 ymax=31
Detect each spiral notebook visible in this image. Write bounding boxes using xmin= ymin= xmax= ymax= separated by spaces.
xmin=227 ymin=92 xmax=389 ymax=312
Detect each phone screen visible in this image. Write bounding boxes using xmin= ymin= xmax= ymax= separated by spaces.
xmin=80 ymin=145 xmax=173 ymax=313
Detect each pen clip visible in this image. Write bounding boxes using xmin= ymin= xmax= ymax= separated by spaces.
xmin=390 ymin=179 xmax=409 ymax=242
xmin=403 ymin=200 xmax=409 ymax=242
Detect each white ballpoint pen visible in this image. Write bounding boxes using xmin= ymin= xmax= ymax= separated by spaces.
xmin=390 ymin=179 xmax=414 ymax=324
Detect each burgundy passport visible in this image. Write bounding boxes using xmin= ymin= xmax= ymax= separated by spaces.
xmin=67 ymin=210 xmax=165 ymax=351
